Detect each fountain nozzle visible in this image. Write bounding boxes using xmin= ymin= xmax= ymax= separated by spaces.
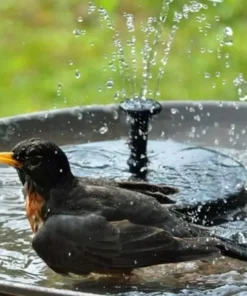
xmin=120 ymin=98 xmax=162 ymax=180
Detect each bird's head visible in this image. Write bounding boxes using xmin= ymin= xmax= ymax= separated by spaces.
xmin=0 ymin=138 xmax=73 ymax=190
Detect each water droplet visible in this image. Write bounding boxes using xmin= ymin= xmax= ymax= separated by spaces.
xmin=57 ymin=83 xmax=63 ymax=96
xmin=222 ymin=26 xmax=233 ymax=46
xmin=209 ymin=0 xmax=224 ymax=5
xmin=198 ymin=103 xmax=203 ymax=110
xmin=77 ymin=113 xmax=83 ymax=120
xmin=113 ymin=110 xmax=118 ymax=120
xmin=194 ymin=115 xmax=201 ymax=121
xmin=75 ymin=69 xmax=81 ymax=79
xmin=99 ymin=126 xmax=108 ymax=134
xmin=88 ymin=2 xmax=96 ymax=14
xmin=233 ymin=74 xmax=247 ymax=101
xmin=77 ymin=16 xmax=83 ymax=23
xmin=69 ymin=60 xmax=73 ymax=66
xmin=106 ymin=79 xmax=114 ymax=89
xmin=114 ymin=91 xmax=120 ymax=100
xmin=140 ymin=166 xmax=147 ymax=173
xmin=68 ymin=252 xmax=71 ymax=257
xmin=155 ymin=90 xmax=161 ymax=97
xmin=124 ymin=13 xmax=135 ymax=33
xmin=225 ymin=61 xmax=230 ymax=68
xmin=171 ymin=108 xmax=179 ymax=114
xmin=204 ymin=72 xmax=210 ymax=79
xmin=214 ymin=139 xmax=219 ymax=145
xmin=73 ymin=29 xmax=81 ymax=37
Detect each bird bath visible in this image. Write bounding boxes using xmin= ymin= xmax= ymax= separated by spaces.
xmin=1 ymin=101 xmax=247 ymax=296
xmin=1 ymin=0 xmax=247 ymax=295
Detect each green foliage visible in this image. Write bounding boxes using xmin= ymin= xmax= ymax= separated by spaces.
xmin=0 ymin=0 xmax=246 ymax=117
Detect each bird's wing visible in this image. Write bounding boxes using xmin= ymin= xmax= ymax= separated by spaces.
xmin=116 ymin=181 xmax=178 ymax=204
xmin=79 ymin=177 xmax=178 ymax=204
xmin=32 ymin=214 xmax=220 ymax=275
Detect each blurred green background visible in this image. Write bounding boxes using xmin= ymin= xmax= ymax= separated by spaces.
xmin=0 ymin=0 xmax=246 ymax=117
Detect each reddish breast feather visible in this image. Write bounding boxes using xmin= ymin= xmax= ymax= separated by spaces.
xmin=25 ymin=192 xmax=45 ymax=233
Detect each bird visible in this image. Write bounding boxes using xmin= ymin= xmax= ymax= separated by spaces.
xmin=0 ymin=137 xmax=246 ymax=276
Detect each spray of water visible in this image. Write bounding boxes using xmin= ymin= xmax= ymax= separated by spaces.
xmin=70 ymin=0 xmax=233 ymax=105
xmin=94 ymin=0 xmax=226 ymax=102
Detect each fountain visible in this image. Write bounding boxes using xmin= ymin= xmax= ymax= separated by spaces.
xmin=1 ymin=0 xmax=247 ymax=296
xmin=119 ymin=98 xmax=162 ymax=179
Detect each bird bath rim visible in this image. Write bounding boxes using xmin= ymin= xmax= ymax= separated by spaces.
xmin=0 ymin=100 xmax=246 ymax=151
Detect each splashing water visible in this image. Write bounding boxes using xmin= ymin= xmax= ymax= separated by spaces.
xmin=80 ymin=0 xmax=228 ymax=103
xmin=56 ymin=0 xmax=240 ymax=108
xmin=64 ymin=0 xmax=239 ymax=107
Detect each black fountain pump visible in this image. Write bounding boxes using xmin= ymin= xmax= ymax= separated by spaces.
xmin=120 ymin=98 xmax=162 ymax=179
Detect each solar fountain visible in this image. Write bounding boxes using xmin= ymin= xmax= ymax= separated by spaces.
xmin=1 ymin=0 xmax=247 ymax=295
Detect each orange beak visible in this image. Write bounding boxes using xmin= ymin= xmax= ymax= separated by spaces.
xmin=0 ymin=152 xmax=23 ymax=168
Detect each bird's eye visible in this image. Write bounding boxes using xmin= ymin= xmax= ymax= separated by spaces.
xmin=29 ymin=156 xmax=42 ymax=167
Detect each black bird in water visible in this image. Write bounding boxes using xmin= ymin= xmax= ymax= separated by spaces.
xmin=0 ymin=138 xmax=246 ymax=276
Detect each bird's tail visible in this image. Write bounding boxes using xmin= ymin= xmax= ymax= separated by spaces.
xmin=170 ymin=210 xmax=247 ymax=262
xmin=215 ymin=235 xmax=247 ymax=262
